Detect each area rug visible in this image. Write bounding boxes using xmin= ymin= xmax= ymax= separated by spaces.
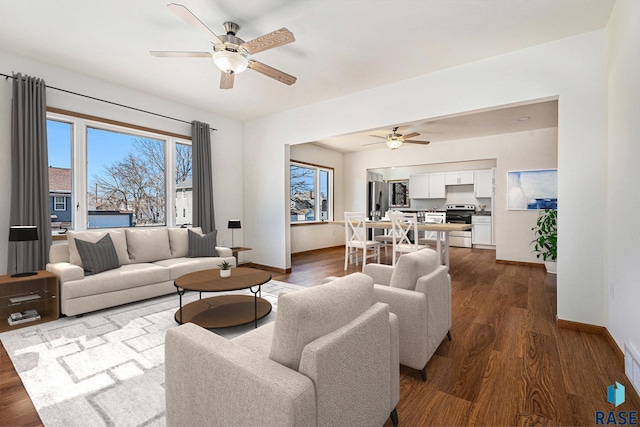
xmin=0 ymin=280 xmax=303 ymax=427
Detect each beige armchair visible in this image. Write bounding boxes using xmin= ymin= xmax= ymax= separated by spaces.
xmin=363 ymin=248 xmax=451 ymax=381
xmin=165 ymin=273 xmax=400 ymax=427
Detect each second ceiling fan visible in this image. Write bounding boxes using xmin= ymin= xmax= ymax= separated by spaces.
xmin=150 ymin=3 xmax=296 ymax=89
xmin=368 ymin=127 xmax=431 ymax=150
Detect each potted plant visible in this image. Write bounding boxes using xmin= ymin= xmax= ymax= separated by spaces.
xmin=531 ymin=208 xmax=557 ymax=274
xmin=218 ymin=261 xmax=232 ymax=278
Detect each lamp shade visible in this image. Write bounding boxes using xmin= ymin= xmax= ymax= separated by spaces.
xmin=386 ymin=136 xmax=403 ymax=150
xmin=228 ymin=220 xmax=242 ymax=229
xmin=9 ymin=226 xmax=38 ymax=242
xmin=213 ymin=51 xmax=249 ymax=74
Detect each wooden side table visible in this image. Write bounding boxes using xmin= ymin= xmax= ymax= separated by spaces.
xmin=0 ymin=270 xmax=59 ymax=333
xmin=231 ymin=247 xmax=252 ymax=266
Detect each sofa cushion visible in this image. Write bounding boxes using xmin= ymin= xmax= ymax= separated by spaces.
xmin=126 ymin=228 xmax=172 ymax=263
xmin=62 ymin=263 xmax=171 ymax=299
xmin=389 ymin=248 xmax=440 ymax=290
xmin=168 ymin=227 xmax=203 ymax=258
xmin=75 ymin=234 xmax=120 ymax=276
xmin=153 ymin=257 xmax=226 ymax=280
xmin=269 ymin=272 xmax=374 ymax=371
xmin=188 ymin=229 xmax=218 ymax=257
xmin=67 ymin=229 xmax=130 ymax=268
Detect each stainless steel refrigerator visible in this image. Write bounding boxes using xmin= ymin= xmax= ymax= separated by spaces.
xmin=368 ymin=181 xmax=389 ymax=220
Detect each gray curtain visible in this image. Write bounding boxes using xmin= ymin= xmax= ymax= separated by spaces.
xmin=191 ymin=121 xmax=215 ymax=234
xmin=8 ymin=73 xmax=51 ymax=274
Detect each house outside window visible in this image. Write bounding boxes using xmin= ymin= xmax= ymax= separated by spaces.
xmin=290 ymin=161 xmax=333 ymax=223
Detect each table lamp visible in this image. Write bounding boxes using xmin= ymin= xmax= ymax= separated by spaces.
xmin=9 ymin=225 xmax=39 ymax=277
xmin=228 ymin=220 xmax=241 ymax=249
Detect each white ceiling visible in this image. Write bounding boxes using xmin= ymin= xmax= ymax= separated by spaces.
xmin=0 ymin=1 xmax=611 ymax=150
xmin=314 ymin=99 xmax=559 ymax=153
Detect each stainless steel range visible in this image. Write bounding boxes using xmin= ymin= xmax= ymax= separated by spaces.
xmin=446 ymin=204 xmax=474 ymax=248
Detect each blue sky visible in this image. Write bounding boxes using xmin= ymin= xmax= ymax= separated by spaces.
xmin=47 ymin=120 xmax=161 ymax=184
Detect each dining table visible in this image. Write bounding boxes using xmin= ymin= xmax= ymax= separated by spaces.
xmin=332 ymin=220 xmax=472 ymax=270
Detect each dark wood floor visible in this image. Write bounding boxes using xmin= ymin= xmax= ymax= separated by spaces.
xmin=1 ymin=246 xmax=638 ymax=426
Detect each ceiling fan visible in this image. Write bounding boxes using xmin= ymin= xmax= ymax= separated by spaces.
xmin=150 ymin=3 xmax=296 ymax=90
xmin=366 ymin=127 xmax=431 ymax=150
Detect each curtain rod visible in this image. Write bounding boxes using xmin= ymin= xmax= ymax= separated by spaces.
xmin=2 ymin=72 xmax=217 ymax=131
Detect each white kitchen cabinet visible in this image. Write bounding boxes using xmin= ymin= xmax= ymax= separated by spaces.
xmin=409 ymin=173 xmax=445 ymax=199
xmin=474 ymin=169 xmax=494 ymax=198
xmin=428 ymin=172 xmax=446 ymax=198
xmin=409 ymin=174 xmax=429 ymax=198
xmin=445 ymin=170 xmax=474 ymax=185
xmin=472 ymin=215 xmax=493 ymax=245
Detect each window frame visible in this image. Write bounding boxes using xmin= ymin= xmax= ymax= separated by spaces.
xmin=46 ymin=108 xmax=192 ymax=231
xmin=290 ymin=160 xmax=334 ymax=225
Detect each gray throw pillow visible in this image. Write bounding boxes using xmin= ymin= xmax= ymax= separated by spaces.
xmin=75 ymin=234 xmax=120 ymax=276
xmin=188 ymin=229 xmax=219 ymax=257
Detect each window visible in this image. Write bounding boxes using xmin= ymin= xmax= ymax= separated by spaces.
xmin=46 ymin=110 xmax=192 ymax=231
xmin=54 ymin=196 xmax=66 ymax=211
xmin=290 ymin=161 xmax=333 ymax=223
xmin=46 ymin=119 xmax=73 ymax=234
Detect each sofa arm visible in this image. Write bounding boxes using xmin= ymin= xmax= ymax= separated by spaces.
xmin=373 ymin=284 xmax=428 ymax=371
xmin=46 ymin=262 xmax=84 ymax=284
xmin=165 ymin=323 xmax=316 ymax=427
xmin=298 ymin=303 xmax=393 ymax=427
xmin=215 ymin=246 xmax=232 ymax=257
xmin=415 ymin=266 xmax=451 ymax=356
xmin=363 ymin=263 xmax=394 ymax=286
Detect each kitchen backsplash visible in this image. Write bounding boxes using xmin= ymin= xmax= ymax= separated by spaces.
xmin=410 ymin=185 xmax=492 ymax=212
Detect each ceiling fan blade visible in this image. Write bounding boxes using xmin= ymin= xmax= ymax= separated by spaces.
xmin=362 ymin=141 xmax=385 ymax=146
xmin=403 ymin=132 xmax=420 ymax=139
xmin=167 ymin=3 xmax=223 ymax=44
xmin=368 ymin=135 xmax=387 ymax=139
xmin=150 ymin=51 xmax=212 ymax=58
xmin=248 ymin=60 xmax=297 ymax=85
xmin=404 ymin=140 xmax=431 ymax=145
xmin=242 ymin=28 xmax=295 ymax=55
xmin=220 ymin=71 xmax=234 ymax=90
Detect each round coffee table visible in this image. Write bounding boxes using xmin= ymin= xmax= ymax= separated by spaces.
xmin=174 ymin=267 xmax=272 ymax=329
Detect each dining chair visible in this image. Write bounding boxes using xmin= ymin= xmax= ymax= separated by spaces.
xmin=344 ymin=212 xmax=381 ymax=270
xmin=374 ymin=226 xmax=398 ymax=258
xmin=390 ymin=212 xmax=428 ymax=266
xmin=418 ymin=212 xmax=447 ymax=264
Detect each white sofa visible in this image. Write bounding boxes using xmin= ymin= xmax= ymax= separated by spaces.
xmin=46 ymin=227 xmax=236 ymax=316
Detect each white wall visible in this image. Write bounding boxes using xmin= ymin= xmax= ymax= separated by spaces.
xmin=606 ymin=0 xmax=640 ymax=355
xmin=0 ymin=49 xmax=244 ymax=274
xmin=289 ymin=143 xmax=344 ymax=253
xmin=244 ymin=30 xmax=607 ymax=326
xmin=344 ymin=128 xmax=557 ymax=263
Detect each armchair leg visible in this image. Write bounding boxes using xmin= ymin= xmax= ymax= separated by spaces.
xmin=447 ymin=330 xmax=452 ymax=341
xmin=419 ymin=367 xmax=427 ymax=382
xmin=390 ymin=408 xmax=398 ymax=426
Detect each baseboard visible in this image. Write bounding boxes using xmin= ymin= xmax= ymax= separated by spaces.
xmin=496 ymin=259 xmax=544 ymax=268
xmin=557 ymin=318 xmax=624 ymax=363
xmin=243 ymin=263 xmax=291 ymax=274
xmin=292 ymin=245 xmax=344 ymax=256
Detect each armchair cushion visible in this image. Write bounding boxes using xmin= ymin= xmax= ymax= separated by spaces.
xmin=269 ymin=273 xmax=374 ymax=371
xmin=389 ymin=248 xmax=440 ymax=290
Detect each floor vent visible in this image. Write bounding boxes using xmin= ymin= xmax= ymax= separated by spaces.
xmin=624 ymin=343 xmax=640 ymax=396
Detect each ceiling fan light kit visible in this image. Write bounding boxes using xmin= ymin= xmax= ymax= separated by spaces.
xmin=151 ymin=4 xmax=296 ymax=90
xmin=370 ymin=126 xmax=431 ymax=150
xmin=386 ymin=136 xmax=403 ymax=150
xmin=213 ymin=51 xmax=248 ymax=74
